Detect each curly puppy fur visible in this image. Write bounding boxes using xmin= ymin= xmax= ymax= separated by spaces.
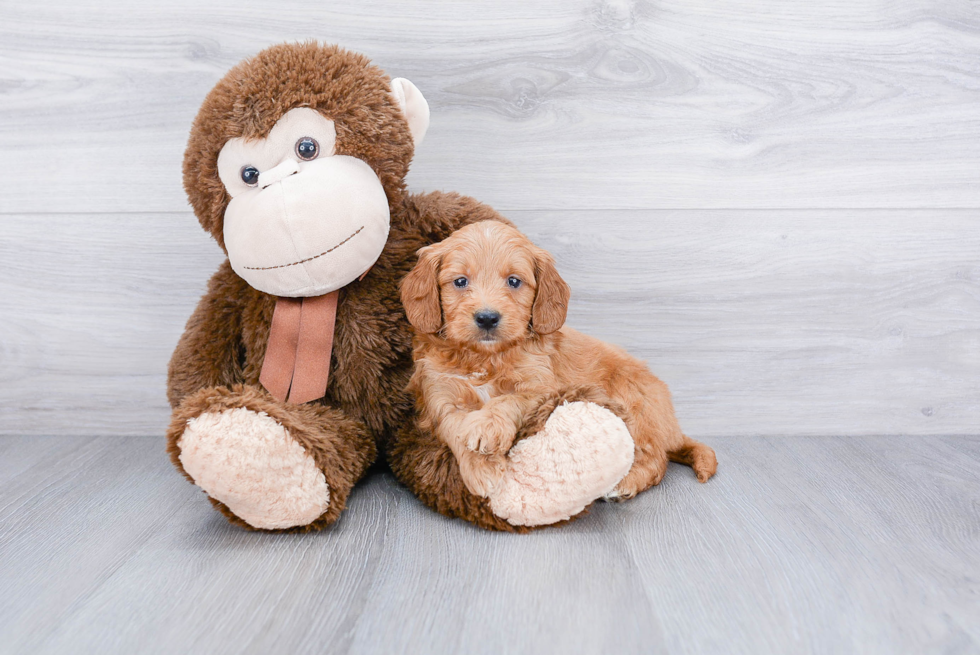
xmin=169 ymin=42 xmax=524 ymax=531
xmin=401 ymin=220 xmax=717 ymax=501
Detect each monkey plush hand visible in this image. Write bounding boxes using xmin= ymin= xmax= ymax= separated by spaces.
xmin=166 ymin=43 xmax=636 ymax=531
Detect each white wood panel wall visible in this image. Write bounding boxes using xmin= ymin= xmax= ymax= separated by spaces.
xmin=1 ymin=0 xmax=978 ymax=437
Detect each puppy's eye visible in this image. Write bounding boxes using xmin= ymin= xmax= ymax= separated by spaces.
xmin=453 ymin=277 xmax=468 ymax=289
xmin=507 ymin=276 xmax=522 ymax=289
xmin=295 ymin=137 xmax=319 ymax=160
xmin=240 ymin=166 xmax=259 ymax=186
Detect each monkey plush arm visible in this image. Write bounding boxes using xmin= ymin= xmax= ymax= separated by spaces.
xmin=405 ymin=191 xmax=516 ymax=248
xmin=167 ymin=261 xmax=245 ymax=408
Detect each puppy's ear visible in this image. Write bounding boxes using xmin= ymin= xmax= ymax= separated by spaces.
xmin=531 ymin=247 xmax=570 ymax=335
xmin=401 ymin=245 xmax=443 ymax=333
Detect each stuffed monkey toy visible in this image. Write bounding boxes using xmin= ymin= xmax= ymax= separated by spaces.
xmin=167 ymin=42 xmax=637 ymax=532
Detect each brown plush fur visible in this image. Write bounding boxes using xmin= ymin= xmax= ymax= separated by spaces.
xmin=401 ymin=221 xmax=718 ymax=502
xmin=170 ymin=42 xmax=517 ymax=531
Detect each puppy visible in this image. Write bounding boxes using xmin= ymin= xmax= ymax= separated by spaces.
xmin=400 ymin=220 xmax=717 ymax=499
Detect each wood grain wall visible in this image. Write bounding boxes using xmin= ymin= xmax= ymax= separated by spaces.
xmin=1 ymin=0 xmax=978 ymax=437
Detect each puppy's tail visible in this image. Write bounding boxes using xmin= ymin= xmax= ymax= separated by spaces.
xmin=668 ymin=435 xmax=718 ymax=483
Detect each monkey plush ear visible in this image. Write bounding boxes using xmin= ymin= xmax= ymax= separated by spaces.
xmin=390 ymin=78 xmax=430 ymax=147
xmin=400 ymin=245 xmax=442 ymax=333
xmin=531 ymin=248 xmax=571 ymax=335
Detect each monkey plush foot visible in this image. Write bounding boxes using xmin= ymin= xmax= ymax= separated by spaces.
xmin=487 ymin=401 xmax=634 ymax=527
xmin=177 ymin=407 xmax=330 ymax=530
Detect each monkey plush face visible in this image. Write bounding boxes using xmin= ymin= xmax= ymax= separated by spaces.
xmin=183 ymin=43 xmax=430 ymax=297
xmin=216 ymin=107 xmax=392 ymax=296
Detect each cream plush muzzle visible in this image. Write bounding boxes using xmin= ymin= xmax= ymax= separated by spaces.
xmin=223 ymin=155 xmax=390 ymax=297
xmin=213 ymin=76 xmax=431 ymax=298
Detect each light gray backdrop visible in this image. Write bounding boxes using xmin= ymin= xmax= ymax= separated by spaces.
xmin=1 ymin=1 xmax=978 ymax=437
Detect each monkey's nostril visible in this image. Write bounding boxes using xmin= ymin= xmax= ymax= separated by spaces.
xmin=258 ymin=160 xmax=301 ymax=189
xmin=474 ymin=310 xmax=501 ymax=330
xmin=260 ymin=170 xmax=298 ymax=189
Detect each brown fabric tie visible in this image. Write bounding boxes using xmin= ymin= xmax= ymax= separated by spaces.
xmin=259 ymin=291 xmax=339 ymax=404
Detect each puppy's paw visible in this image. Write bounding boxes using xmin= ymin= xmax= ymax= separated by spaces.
xmin=458 ymin=451 xmax=506 ymax=498
xmin=461 ymin=409 xmax=517 ymax=455
xmin=611 ymin=456 xmax=666 ymax=500
xmin=607 ymin=481 xmax=638 ymax=501
xmin=601 ymin=487 xmax=628 ymax=503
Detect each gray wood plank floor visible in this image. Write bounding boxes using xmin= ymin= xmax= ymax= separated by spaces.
xmin=0 ymin=435 xmax=977 ymax=654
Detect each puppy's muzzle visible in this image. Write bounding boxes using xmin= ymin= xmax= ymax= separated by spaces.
xmin=474 ymin=310 xmax=501 ymax=331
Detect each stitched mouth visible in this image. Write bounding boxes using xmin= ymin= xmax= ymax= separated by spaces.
xmin=243 ymin=226 xmax=365 ymax=271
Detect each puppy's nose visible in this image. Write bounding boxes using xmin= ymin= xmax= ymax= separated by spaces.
xmin=474 ymin=310 xmax=501 ymax=330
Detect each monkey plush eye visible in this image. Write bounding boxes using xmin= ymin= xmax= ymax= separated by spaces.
xmin=295 ymin=137 xmax=319 ymax=160
xmin=240 ymin=166 xmax=259 ymax=186
xmin=453 ymin=277 xmax=468 ymax=289
xmin=507 ymin=276 xmax=522 ymax=289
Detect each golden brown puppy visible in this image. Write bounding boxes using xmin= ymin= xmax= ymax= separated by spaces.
xmin=401 ymin=220 xmax=717 ymax=500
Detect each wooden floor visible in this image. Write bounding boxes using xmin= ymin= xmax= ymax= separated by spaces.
xmin=1 ymin=435 xmax=977 ymax=654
